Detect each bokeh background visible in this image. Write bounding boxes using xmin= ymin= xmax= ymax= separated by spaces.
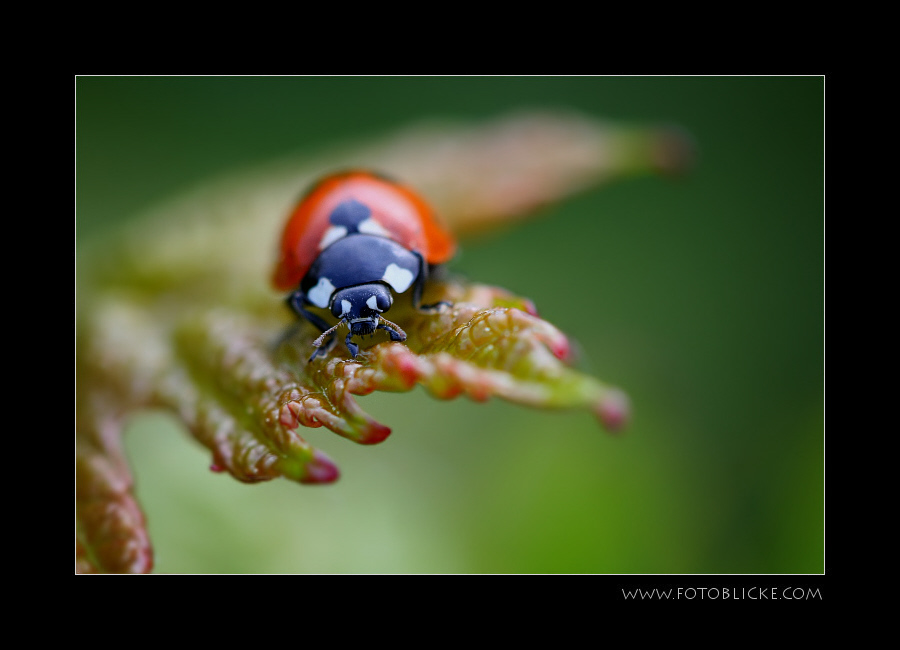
xmin=76 ymin=76 xmax=824 ymax=574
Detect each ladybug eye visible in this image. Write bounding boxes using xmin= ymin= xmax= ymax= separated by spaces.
xmin=332 ymin=298 xmax=353 ymax=318
xmin=370 ymin=289 xmax=392 ymax=312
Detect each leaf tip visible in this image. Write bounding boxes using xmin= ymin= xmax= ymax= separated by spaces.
xmin=300 ymin=449 xmax=341 ymax=484
xmin=548 ymin=332 xmax=572 ymax=362
xmin=357 ymin=421 xmax=393 ymax=445
xmin=521 ymin=298 xmax=539 ymax=317
xmin=650 ymin=126 xmax=696 ymax=178
xmin=595 ymin=388 xmax=631 ymax=433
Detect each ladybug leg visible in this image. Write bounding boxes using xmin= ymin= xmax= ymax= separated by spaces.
xmin=377 ymin=322 xmax=407 ymax=342
xmin=287 ymin=290 xmax=340 ymax=361
xmin=287 ymin=290 xmax=332 ymax=333
xmin=345 ymin=331 xmax=360 ymax=358
xmin=411 ymin=252 xmax=451 ymax=313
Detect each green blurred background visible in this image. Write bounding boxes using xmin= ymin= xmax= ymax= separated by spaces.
xmin=76 ymin=76 xmax=823 ymax=574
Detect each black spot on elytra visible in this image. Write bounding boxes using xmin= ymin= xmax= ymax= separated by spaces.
xmin=329 ymin=200 xmax=371 ymax=232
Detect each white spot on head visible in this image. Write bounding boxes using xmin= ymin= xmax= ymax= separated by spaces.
xmin=366 ymin=295 xmax=379 ymax=311
xmin=382 ymin=263 xmax=414 ymax=293
xmin=340 ymin=299 xmax=352 ymax=316
xmin=318 ymin=225 xmax=347 ymax=250
xmin=358 ymin=218 xmax=391 ymax=238
xmin=307 ymin=277 xmax=336 ymax=308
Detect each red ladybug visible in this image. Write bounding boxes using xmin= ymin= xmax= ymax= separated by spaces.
xmin=273 ymin=170 xmax=456 ymax=359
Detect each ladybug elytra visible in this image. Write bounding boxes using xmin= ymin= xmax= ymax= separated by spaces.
xmin=273 ymin=170 xmax=456 ymax=360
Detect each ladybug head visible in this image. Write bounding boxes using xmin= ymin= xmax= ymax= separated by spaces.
xmin=312 ymin=283 xmax=408 ymax=356
xmin=331 ymin=284 xmax=393 ymax=335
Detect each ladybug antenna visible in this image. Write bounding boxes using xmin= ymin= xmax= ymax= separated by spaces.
xmin=313 ymin=319 xmax=346 ymax=348
xmin=378 ymin=315 xmax=407 ymax=340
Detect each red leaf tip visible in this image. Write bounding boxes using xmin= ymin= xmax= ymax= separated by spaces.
xmin=521 ymin=299 xmax=539 ymax=317
xmin=548 ymin=333 xmax=572 ymax=361
xmin=302 ymin=450 xmax=341 ymax=484
xmin=596 ymin=389 xmax=630 ymax=433
xmin=358 ymin=421 xmax=392 ymax=445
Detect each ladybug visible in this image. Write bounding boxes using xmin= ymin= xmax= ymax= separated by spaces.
xmin=273 ymin=170 xmax=456 ymax=360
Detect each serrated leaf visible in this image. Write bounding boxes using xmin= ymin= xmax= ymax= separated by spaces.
xmin=76 ymin=111 xmax=690 ymax=573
